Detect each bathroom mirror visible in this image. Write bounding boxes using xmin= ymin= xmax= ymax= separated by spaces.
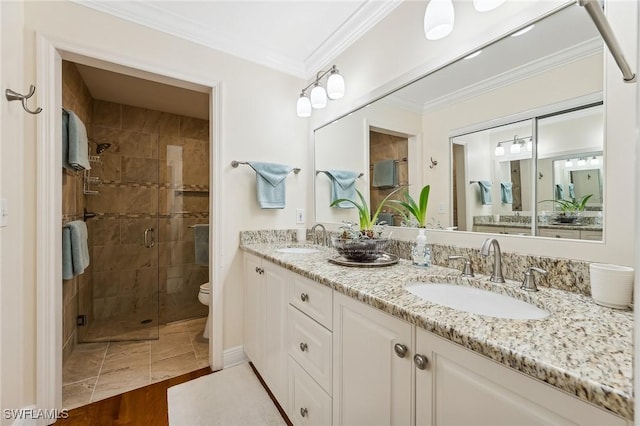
xmin=313 ymin=3 xmax=604 ymax=241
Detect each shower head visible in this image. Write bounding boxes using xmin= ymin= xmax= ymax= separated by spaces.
xmin=96 ymin=143 xmax=112 ymax=155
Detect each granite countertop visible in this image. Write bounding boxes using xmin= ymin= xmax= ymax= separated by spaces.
xmin=475 ymin=221 xmax=603 ymax=232
xmin=241 ymin=242 xmax=633 ymax=421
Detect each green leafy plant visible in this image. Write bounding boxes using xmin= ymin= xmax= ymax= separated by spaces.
xmin=330 ymin=187 xmax=405 ymax=238
xmin=541 ymin=194 xmax=593 ymax=213
xmin=387 ymin=185 xmax=431 ymax=228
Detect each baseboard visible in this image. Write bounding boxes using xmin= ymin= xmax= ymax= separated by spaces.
xmin=223 ymin=345 xmax=248 ymax=368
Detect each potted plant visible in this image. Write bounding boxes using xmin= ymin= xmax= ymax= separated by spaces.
xmin=387 ymin=185 xmax=431 ymax=228
xmin=541 ymin=194 xmax=593 ymax=223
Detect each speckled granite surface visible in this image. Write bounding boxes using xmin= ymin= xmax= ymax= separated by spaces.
xmin=239 ymin=233 xmax=633 ymax=420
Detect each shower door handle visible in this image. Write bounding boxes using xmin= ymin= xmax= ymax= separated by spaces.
xmin=144 ymin=228 xmax=155 ymax=248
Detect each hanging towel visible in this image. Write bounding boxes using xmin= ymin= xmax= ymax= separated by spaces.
xmin=247 ymin=162 xmax=293 ymax=209
xmin=377 ymin=213 xmax=394 ymax=226
xmin=322 ymin=170 xmax=359 ymax=208
xmin=62 ymin=108 xmax=91 ymax=171
xmin=555 ymin=184 xmax=564 ymax=200
xmin=63 ymin=220 xmax=90 ymax=278
xmin=477 ymin=181 xmax=492 ymax=205
xmin=500 ymin=182 xmax=513 ymax=204
xmin=372 ymin=159 xmax=397 ymax=189
xmin=194 ymin=224 xmax=209 ymax=266
xmin=568 ymin=183 xmax=576 ymax=199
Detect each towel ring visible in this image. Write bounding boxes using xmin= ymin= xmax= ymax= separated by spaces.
xmin=5 ymin=85 xmax=43 ymax=115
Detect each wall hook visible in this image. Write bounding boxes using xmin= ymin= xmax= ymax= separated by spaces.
xmin=429 ymin=157 xmax=438 ymax=169
xmin=5 ymin=85 xmax=43 ymax=114
xmin=538 ymin=172 xmax=544 ymax=180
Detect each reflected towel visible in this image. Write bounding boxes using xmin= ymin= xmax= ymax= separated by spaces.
xmin=322 ymin=170 xmax=359 ymax=208
xmin=377 ymin=213 xmax=394 ymax=226
xmin=247 ymin=162 xmax=293 ymax=209
xmin=63 ymin=220 xmax=90 ymax=277
xmin=555 ymin=184 xmax=564 ymax=200
xmin=477 ymin=181 xmax=492 ymax=205
xmin=194 ymin=224 xmax=209 ymax=266
xmin=372 ymin=159 xmax=396 ymax=188
xmin=62 ymin=109 xmax=91 ymax=171
xmin=500 ymin=182 xmax=513 ymax=204
xmin=568 ymin=183 xmax=575 ymax=199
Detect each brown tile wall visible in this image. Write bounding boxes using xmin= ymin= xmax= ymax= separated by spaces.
xmin=87 ymin=100 xmax=209 ymax=326
xmin=62 ymin=60 xmax=94 ymax=364
xmin=370 ymin=131 xmax=408 ymax=226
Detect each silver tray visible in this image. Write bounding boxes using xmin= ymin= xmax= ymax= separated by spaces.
xmin=328 ymin=253 xmax=399 ymax=267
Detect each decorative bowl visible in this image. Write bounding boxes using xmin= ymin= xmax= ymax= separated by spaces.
xmin=331 ymin=235 xmax=390 ymax=262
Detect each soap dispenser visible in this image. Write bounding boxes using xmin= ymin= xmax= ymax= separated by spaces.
xmin=412 ymin=228 xmax=431 ymax=267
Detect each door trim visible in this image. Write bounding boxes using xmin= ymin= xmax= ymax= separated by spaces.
xmin=35 ymin=33 xmax=224 ymax=418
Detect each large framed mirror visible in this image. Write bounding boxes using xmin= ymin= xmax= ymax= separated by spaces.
xmin=313 ymin=2 xmax=604 ymax=241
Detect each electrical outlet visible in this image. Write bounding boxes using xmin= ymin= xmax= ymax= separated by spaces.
xmin=438 ymin=203 xmax=445 ymax=214
xmin=296 ymin=208 xmax=305 ymax=224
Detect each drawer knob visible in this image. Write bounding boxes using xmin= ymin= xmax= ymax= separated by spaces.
xmin=394 ymin=343 xmax=408 ymax=358
xmin=300 ymin=293 xmax=309 ymax=302
xmin=300 ymin=407 xmax=308 ymax=418
xmin=299 ymin=342 xmax=308 ymax=352
xmin=414 ymin=354 xmax=429 ymax=370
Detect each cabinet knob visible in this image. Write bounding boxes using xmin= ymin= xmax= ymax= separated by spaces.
xmin=300 ymin=407 xmax=308 ymax=418
xmin=393 ymin=343 xmax=408 ymax=358
xmin=300 ymin=293 xmax=309 ymax=302
xmin=414 ymin=354 xmax=429 ymax=370
xmin=299 ymin=342 xmax=308 ymax=352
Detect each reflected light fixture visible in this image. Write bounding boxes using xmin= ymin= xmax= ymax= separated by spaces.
xmin=424 ymin=0 xmax=455 ymax=41
xmin=510 ymin=135 xmax=523 ymax=154
xmin=511 ymin=24 xmax=535 ymax=37
xmin=464 ymin=50 xmax=482 ymax=60
xmin=296 ymin=65 xmax=345 ymax=117
xmin=526 ymin=139 xmax=532 ymax=152
xmin=590 ymin=156 xmax=599 ymax=165
xmin=565 ymin=159 xmax=573 ymax=167
xmin=495 ymin=143 xmax=505 ymax=156
xmin=473 ymin=0 xmax=506 ymax=12
xmin=577 ymin=158 xmax=586 ymax=166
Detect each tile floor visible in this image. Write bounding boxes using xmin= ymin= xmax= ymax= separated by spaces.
xmin=62 ymin=317 xmax=209 ymax=410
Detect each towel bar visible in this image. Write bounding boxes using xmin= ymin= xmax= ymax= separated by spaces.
xmin=231 ymin=160 xmax=301 ymax=174
xmin=316 ymin=170 xmax=364 ymax=178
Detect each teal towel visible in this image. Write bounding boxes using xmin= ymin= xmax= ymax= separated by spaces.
xmin=194 ymin=224 xmax=209 ymax=266
xmin=63 ymin=220 xmax=90 ymax=277
xmin=555 ymin=184 xmax=564 ymax=200
xmin=568 ymin=183 xmax=575 ymax=199
xmin=500 ymin=182 xmax=513 ymax=204
xmin=248 ymin=162 xmax=293 ymax=209
xmin=323 ymin=170 xmax=359 ymax=209
xmin=63 ymin=109 xmax=91 ymax=171
xmin=478 ymin=181 xmax=492 ymax=205
xmin=372 ymin=159 xmax=396 ymax=188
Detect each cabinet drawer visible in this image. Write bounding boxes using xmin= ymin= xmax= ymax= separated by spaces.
xmin=581 ymin=230 xmax=603 ymax=241
xmin=539 ymin=228 xmax=580 ymax=239
xmin=289 ymin=274 xmax=333 ymax=330
xmin=289 ymin=357 xmax=332 ymax=426
xmin=289 ymin=305 xmax=332 ymax=394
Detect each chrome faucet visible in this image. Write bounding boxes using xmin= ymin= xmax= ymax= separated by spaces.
xmin=521 ymin=267 xmax=548 ymax=292
xmin=310 ymin=223 xmax=328 ymax=246
xmin=448 ymin=255 xmax=474 ymax=277
xmin=480 ymin=238 xmax=505 ymax=283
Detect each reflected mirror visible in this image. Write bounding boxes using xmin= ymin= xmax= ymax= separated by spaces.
xmin=313 ymin=3 xmax=603 ymax=241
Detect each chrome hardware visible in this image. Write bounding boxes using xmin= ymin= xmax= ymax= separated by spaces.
xmin=143 ymin=228 xmax=155 ymax=248
xmin=299 ymin=342 xmax=308 ymax=352
xmin=255 ymin=267 xmax=264 ymax=275
xmin=448 ymin=255 xmax=474 ymax=277
xmin=300 ymin=293 xmax=309 ymax=302
xmin=414 ymin=354 xmax=428 ymax=370
xmin=300 ymin=407 xmax=308 ymax=418
xmin=5 ymin=85 xmax=43 ymax=114
xmin=394 ymin=343 xmax=408 ymax=358
xmin=480 ymin=238 xmax=505 ymax=283
xmin=255 ymin=266 xmax=259 ymax=273
xmin=310 ymin=223 xmax=328 ymax=246
xmin=521 ymin=267 xmax=548 ymax=292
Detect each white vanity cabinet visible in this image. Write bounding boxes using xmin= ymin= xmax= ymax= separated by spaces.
xmin=332 ymin=292 xmax=413 ymax=426
xmin=243 ymin=253 xmax=289 ymax=410
xmin=414 ymin=328 xmax=628 ymax=426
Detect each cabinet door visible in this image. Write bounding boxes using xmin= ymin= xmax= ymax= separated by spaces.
xmin=415 ymin=328 xmax=627 ymax=426
xmin=333 ymin=293 xmax=412 ymax=426
xmin=243 ymin=253 xmax=265 ymax=370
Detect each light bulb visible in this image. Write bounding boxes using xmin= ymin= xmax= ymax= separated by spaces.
xmin=424 ymin=0 xmax=455 ymax=41
xmin=590 ymin=156 xmax=599 ymax=165
xmin=510 ymin=142 xmax=521 ymax=154
xmin=565 ymin=159 xmax=573 ymax=167
xmin=495 ymin=145 xmax=505 ymax=156
xmin=296 ymin=93 xmax=311 ymax=117
xmin=327 ymin=71 xmax=345 ymax=100
xmin=473 ymin=0 xmax=506 ymax=12
xmin=310 ymin=83 xmax=327 ymax=109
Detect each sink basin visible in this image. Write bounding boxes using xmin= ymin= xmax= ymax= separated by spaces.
xmin=405 ymin=283 xmax=549 ymax=320
xmin=276 ymin=247 xmax=320 ymax=254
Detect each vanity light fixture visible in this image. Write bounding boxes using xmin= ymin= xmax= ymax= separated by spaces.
xmin=511 ymin=24 xmax=535 ymax=37
xmin=510 ymin=142 xmax=521 ymax=154
xmin=296 ymin=65 xmax=345 ymax=117
xmin=565 ymin=159 xmax=573 ymax=167
xmin=526 ymin=139 xmax=532 ymax=152
xmin=590 ymin=156 xmax=599 ymax=165
xmin=577 ymin=158 xmax=586 ymax=166
xmin=473 ymin=0 xmax=506 ymax=12
xmin=424 ymin=0 xmax=455 ymax=40
xmin=495 ymin=142 xmax=505 ymax=156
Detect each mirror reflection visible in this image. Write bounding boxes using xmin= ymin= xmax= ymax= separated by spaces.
xmin=313 ymin=4 xmax=604 ymax=241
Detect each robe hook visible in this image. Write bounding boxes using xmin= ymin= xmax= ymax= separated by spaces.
xmin=429 ymin=157 xmax=438 ymax=169
xmin=5 ymin=85 xmax=43 ymax=114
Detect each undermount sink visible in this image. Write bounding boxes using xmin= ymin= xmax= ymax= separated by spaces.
xmin=405 ymin=283 xmax=549 ymax=320
xmin=276 ymin=247 xmax=320 ymax=254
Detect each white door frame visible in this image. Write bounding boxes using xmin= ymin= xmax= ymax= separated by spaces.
xmin=35 ymin=33 xmax=224 ymax=417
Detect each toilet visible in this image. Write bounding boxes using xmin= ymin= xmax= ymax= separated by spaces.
xmin=198 ymin=282 xmax=211 ymax=339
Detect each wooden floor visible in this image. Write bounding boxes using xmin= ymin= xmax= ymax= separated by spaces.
xmin=55 ymin=367 xmax=213 ymax=426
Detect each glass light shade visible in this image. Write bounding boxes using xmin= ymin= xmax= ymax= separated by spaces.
xmin=495 ymin=145 xmax=505 ymax=156
xmin=473 ymin=0 xmax=506 ymax=12
xmin=327 ymin=72 xmax=345 ymax=100
xmin=510 ymin=142 xmax=521 ymax=154
xmin=577 ymin=158 xmax=586 ymax=166
xmin=296 ymin=94 xmax=311 ymax=117
xmin=526 ymin=140 xmax=532 ymax=151
xmin=310 ymin=84 xmax=327 ymax=109
xmin=565 ymin=160 xmax=573 ymax=167
xmin=591 ymin=156 xmax=599 ymax=165
xmin=424 ymin=0 xmax=455 ymax=41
